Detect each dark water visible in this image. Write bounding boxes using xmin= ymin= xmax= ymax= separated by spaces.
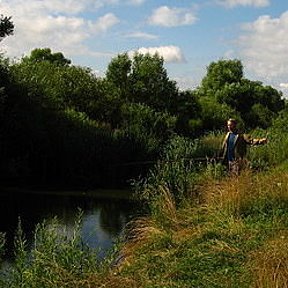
xmin=0 ymin=188 xmax=138 ymax=260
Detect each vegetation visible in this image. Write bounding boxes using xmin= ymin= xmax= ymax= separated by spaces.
xmin=0 ymin=47 xmax=284 ymax=189
xmin=1 ymin=18 xmax=288 ymax=287
xmin=2 ymin=119 xmax=288 ymax=287
xmin=0 ymin=15 xmax=14 ymax=41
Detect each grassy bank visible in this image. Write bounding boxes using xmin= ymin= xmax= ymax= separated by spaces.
xmin=1 ymin=130 xmax=288 ymax=287
xmin=117 ymin=166 xmax=288 ymax=287
xmin=3 ymin=166 xmax=287 ymax=287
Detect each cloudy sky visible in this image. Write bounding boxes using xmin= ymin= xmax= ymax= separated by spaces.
xmin=1 ymin=0 xmax=288 ymax=95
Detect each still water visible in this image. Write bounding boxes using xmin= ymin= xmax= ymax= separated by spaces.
xmin=0 ymin=188 xmax=138 ymax=260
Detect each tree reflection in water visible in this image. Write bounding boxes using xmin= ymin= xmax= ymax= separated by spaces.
xmin=0 ymin=189 xmax=136 ymax=260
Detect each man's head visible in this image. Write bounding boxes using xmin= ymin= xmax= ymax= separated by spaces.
xmin=227 ymin=118 xmax=237 ymax=133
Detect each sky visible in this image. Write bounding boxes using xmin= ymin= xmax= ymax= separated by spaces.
xmin=1 ymin=0 xmax=288 ymax=96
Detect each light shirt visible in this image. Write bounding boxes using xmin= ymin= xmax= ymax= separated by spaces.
xmin=227 ymin=132 xmax=237 ymax=162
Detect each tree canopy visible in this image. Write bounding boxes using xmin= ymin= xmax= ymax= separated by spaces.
xmin=23 ymin=48 xmax=71 ymax=66
xmin=0 ymin=15 xmax=14 ymax=41
xmin=197 ymin=59 xmax=284 ymax=129
xmin=0 ymin=46 xmax=286 ymax=188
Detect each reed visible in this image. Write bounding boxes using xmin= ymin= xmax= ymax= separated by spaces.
xmin=0 ymin=213 xmax=109 ymax=288
xmin=202 ymin=166 xmax=288 ymax=220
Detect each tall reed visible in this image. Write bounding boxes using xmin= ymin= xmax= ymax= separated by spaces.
xmin=0 ymin=212 xmax=117 ymax=288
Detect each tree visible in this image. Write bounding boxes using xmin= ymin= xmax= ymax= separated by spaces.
xmin=248 ymin=103 xmax=274 ymax=129
xmin=198 ymin=59 xmax=284 ymax=129
xmin=129 ymin=53 xmax=179 ymax=111
xmin=106 ymin=52 xmax=179 ymax=112
xmin=198 ymin=96 xmax=238 ymax=132
xmin=172 ymin=90 xmax=202 ymax=136
xmin=200 ymin=59 xmax=243 ymax=94
xmin=0 ymin=15 xmax=14 ymax=41
xmin=12 ymin=53 xmax=96 ymax=112
xmin=120 ymin=102 xmax=176 ymax=152
xmin=106 ymin=53 xmax=131 ymax=99
xmin=105 ymin=52 xmax=206 ymax=136
xmin=23 ymin=48 xmax=71 ymax=66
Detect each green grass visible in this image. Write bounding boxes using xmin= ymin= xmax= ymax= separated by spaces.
xmin=0 ymin=212 xmax=113 ymax=288
xmin=117 ymin=168 xmax=288 ymax=287
xmin=2 ymin=128 xmax=288 ymax=287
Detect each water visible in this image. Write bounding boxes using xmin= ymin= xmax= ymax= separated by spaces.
xmin=0 ymin=188 xmax=138 ymax=260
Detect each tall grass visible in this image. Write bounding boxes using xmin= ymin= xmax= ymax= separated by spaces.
xmin=0 ymin=212 xmax=123 ymax=288
xmin=250 ymin=234 xmax=288 ymax=288
xmin=203 ymin=168 xmax=288 ymax=219
xmin=248 ymin=112 xmax=288 ymax=170
xmin=133 ymin=133 xmax=225 ymax=206
xmin=119 ymin=136 xmax=288 ymax=287
xmin=0 ymin=232 xmax=5 ymax=263
xmin=4 ymin=115 xmax=288 ymax=287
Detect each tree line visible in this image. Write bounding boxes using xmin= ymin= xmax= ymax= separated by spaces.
xmin=0 ymin=16 xmax=285 ymax=189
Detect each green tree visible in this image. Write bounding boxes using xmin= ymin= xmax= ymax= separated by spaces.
xmin=105 ymin=52 xmax=205 ymax=137
xmin=0 ymin=15 xmax=14 ymax=41
xmin=172 ymin=90 xmax=202 ymax=136
xmin=23 ymin=48 xmax=71 ymax=66
xmin=121 ymin=102 xmax=176 ymax=152
xmin=106 ymin=52 xmax=180 ymax=113
xmin=129 ymin=53 xmax=179 ymax=111
xmin=200 ymin=59 xmax=243 ymax=94
xmin=198 ymin=59 xmax=284 ymax=129
xmin=106 ymin=53 xmax=131 ymax=100
xmin=198 ymin=96 xmax=238 ymax=132
xmin=248 ymin=103 xmax=274 ymax=129
xmin=12 ymin=54 xmax=102 ymax=113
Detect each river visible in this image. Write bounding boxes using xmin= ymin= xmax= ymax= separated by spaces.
xmin=0 ymin=188 xmax=138 ymax=261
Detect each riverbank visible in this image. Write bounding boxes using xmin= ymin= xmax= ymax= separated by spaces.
xmin=2 ymin=163 xmax=288 ymax=287
xmin=0 ymin=186 xmax=133 ymax=199
xmin=104 ymin=165 xmax=288 ymax=287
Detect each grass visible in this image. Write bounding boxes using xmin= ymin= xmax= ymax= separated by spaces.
xmin=0 ymin=174 xmax=288 ymax=288
xmin=250 ymin=233 xmax=288 ymax=288
xmin=114 ymin=166 xmax=288 ymax=287
xmin=2 ymin=131 xmax=288 ymax=287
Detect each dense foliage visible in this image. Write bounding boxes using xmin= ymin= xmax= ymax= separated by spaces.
xmin=1 ymin=18 xmax=288 ymax=287
xmin=0 ymin=15 xmax=14 ymax=41
xmin=197 ymin=59 xmax=284 ymax=130
xmin=2 ymin=115 xmax=288 ymax=287
xmin=0 ymin=42 xmax=285 ymax=189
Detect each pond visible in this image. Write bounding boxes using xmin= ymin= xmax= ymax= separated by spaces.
xmin=0 ymin=188 xmax=139 ymax=261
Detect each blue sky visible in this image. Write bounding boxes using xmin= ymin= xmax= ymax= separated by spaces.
xmin=1 ymin=0 xmax=288 ymax=95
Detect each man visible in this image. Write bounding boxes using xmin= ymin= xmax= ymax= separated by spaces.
xmin=221 ymin=118 xmax=267 ymax=175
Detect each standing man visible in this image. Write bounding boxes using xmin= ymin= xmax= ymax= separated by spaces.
xmin=221 ymin=118 xmax=267 ymax=175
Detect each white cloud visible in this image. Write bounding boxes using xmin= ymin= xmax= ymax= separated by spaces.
xmin=0 ymin=0 xmax=120 ymax=59
xmin=238 ymin=11 xmax=288 ymax=89
xmin=172 ymin=76 xmax=199 ymax=90
xmin=280 ymin=83 xmax=288 ymax=89
xmin=128 ymin=0 xmax=145 ymax=5
xmin=224 ymin=49 xmax=236 ymax=59
xmin=148 ymin=6 xmax=197 ymax=27
xmin=279 ymin=83 xmax=288 ymax=98
xmin=89 ymin=13 xmax=119 ymax=34
xmin=217 ymin=0 xmax=270 ymax=8
xmin=125 ymin=31 xmax=158 ymax=40
xmin=130 ymin=45 xmax=185 ymax=63
xmin=1 ymin=0 xmax=119 ymax=16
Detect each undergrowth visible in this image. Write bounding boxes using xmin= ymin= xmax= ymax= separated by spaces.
xmin=2 ymin=126 xmax=288 ymax=287
xmin=118 ymin=167 xmax=288 ymax=287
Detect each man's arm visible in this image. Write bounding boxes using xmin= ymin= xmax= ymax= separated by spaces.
xmin=244 ymin=135 xmax=268 ymax=146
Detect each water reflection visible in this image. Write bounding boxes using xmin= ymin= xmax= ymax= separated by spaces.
xmin=0 ymin=189 xmax=135 ymax=259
